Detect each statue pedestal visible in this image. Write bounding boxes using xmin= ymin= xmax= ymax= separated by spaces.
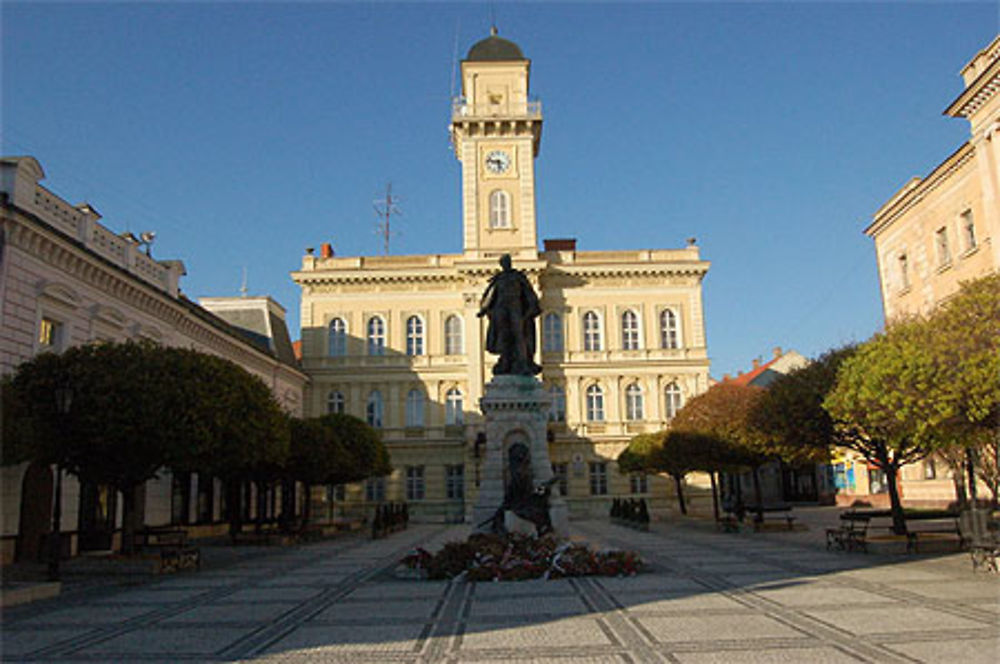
xmin=473 ymin=375 xmax=569 ymax=537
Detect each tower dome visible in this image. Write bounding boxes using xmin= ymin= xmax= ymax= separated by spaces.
xmin=465 ymin=27 xmax=525 ymax=61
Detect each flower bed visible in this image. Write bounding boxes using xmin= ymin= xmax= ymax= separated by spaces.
xmin=399 ymin=533 xmax=643 ymax=581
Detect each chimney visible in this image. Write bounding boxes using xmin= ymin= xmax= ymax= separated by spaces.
xmin=752 ymin=359 xmax=760 ymax=370
xmin=544 ymin=238 xmax=577 ymax=252
xmin=773 ymin=346 xmax=783 ymax=359
xmin=320 ymin=243 xmax=334 ymax=258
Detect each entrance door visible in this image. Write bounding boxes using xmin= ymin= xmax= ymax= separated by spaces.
xmin=17 ymin=462 xmax=53 ymax=562
xmin=78 ymin=481 xmax=116 ymax=551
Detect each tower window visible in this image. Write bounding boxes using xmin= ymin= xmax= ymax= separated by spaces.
xmin=489 ymin=190 xmax=511 ymax=229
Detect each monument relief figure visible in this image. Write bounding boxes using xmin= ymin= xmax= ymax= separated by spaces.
xmin=477 ymin=254 xmax=542 ymax=375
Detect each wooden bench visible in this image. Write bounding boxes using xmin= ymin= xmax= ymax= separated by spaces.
xmin=135 ymin=526 xmax=200 ymax=571
xmin=826 ymin=512 xmax=870 ymax=552
xmin=904 ymin=512 xmax=962 ymax=553
xmin=748 ymin=504 xmax=797 ymax=531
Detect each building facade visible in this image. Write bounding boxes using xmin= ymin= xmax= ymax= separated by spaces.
xmin=294 ymin=31 xmax=712 ymax=520
xmin=855 ymin=35 xmax=1000 ymax=508
xmin=866 ymin=35 xmax=999 ymax=320
xmin=1 ymin=156 xmax=308 ymax=564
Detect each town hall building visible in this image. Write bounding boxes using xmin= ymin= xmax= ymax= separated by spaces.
xmin=293 ymin=30 xmax=712 ymax=520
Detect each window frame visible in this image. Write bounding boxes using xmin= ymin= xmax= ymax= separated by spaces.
xmin=367 ymin=316 xmax=386 ymax=356
xmin=488 ymin=189 xmax=511 ymax=229
xmin=583 ymin=311 xmax=603 ymax=351
xmin=543 ymin=312 xmax=564 ymax=352
xmin=445 ymin=464 xmax=465 ymax=500
xmin=589 ymin=462 xmax=608 ymax=496
xmin=405 ymin=388 xmax=425 ymax=428
xmin=328 ymin=317 xmax=347 ymax=356
xmin=366 ymin=390 xmax=384 ymax=428
xmin=621 ymin=309 xmax=640 ymax=350
xmin=548 ymin=384 xmax=566 ymax=423
xmin=935 ymin=226 xmax=951 ymax=267
xmin=586 ymin=384 xmax=605 ymax=422
xmin=327 ymin=390 xmax=345 ymax=415
xmin=660 ymin=308 xmax=680 ymax=350
xmin=406 ymin=465 xmax=426 ymax=501
xmin=405 ymin=315 xmax=424 ymax=357
xmin=625 ymin=382 xmax=644 ymax=421
xmin=445 ymin=387 xmax=464 ymax=426
xmin=665 ymin=382 xmax=683 ymax=420
xmin=444 ymin=314 xmax=464 ymax=355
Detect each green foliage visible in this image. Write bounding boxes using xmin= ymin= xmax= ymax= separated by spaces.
xmin=287 ymin=413 xmax=389 ymax=485
xmin=750 ymin=345 xmax=856 ymax=463
xmin=671 ymin=382 xmax=768 ymax=469
xmin=617 ymin=432 xmax=665 ymax=474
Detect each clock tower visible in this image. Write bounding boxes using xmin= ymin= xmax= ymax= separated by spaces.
xmin=451 ymin=28 xmax=543 ymax=260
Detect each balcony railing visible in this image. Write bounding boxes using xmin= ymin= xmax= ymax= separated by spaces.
xmin=451 ymin=98 xmax=542 ymax=120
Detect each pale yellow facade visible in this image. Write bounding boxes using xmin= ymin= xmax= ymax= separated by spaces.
xmin=858 ymin=34 xmax=1000 ymax=508
xmin=294 ymin=32 xmax=711 ymax=521
xmin=867 ymin=35 xmax=1000 ymax=320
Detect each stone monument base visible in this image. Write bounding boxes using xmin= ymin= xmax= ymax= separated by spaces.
xmin=474 ymin=375 xmax=569 ymax=539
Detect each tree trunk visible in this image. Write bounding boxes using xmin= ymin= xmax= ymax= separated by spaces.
xmin=709 ymin=472 xmax=720 ymax=521
xmin=951 ymin=460 xmax=969 ymax=509
xmin=120 ymin=484 xmax=137 ymax=556
xmin=882 ymin=459 xmax=907 ymax=536
xmin=673 ymin=475 xmax=687 ymax=515
xmin=966 ymin=446 xmax=979 ymax=506
xmin=751 ymin=466 xmax=764 ymax=522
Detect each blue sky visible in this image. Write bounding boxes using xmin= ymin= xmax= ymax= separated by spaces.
xmin=3 ymin=2 xmax=997 ymax=377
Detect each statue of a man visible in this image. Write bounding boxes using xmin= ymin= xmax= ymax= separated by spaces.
xmin=477 ymin=254 xmax=541 ymax=375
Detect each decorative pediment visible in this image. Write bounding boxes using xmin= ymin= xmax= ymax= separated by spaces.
xmin=37 ymin=281 xmax=80 ymax=309
xmin=92 ymin=304 xmax=127 ymax=328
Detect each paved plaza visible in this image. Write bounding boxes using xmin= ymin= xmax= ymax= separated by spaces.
xmin=1 ymin=514 xmax=998 ymax=663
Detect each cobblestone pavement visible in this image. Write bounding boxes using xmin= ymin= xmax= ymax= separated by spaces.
xmin=1 ymin=517 xmax=997 ymax=663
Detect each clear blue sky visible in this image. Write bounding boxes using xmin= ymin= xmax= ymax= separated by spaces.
xmin=3 ymin=2 xmax=997 ymax=377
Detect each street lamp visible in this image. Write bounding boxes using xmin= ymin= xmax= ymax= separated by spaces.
xmin=48 ymin=384 xmax=72 ymax=582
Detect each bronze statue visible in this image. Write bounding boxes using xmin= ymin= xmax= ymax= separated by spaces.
xmin=477 ymin=254 xmax=542 ymax=375
xmin=479 ymin=442 xmax=556 ymax=536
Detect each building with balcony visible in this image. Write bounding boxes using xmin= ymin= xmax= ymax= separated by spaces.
xmin=294 ymin=30 xmax=712 ymax=520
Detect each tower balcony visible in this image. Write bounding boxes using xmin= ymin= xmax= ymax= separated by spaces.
xmin=451 ymin=98 xmax=542 ymax=121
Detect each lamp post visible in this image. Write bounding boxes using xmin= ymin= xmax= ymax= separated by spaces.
xmin=48 ymin=384 xmax=72 ymax=582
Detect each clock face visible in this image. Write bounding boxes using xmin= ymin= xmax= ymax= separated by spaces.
xmin=484 ymin=150 xmax=511 ymax=174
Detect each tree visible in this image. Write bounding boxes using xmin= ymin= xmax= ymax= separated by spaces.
xmin=749 ymin=346 xmax=857 ymax=466
xmin=7 ymin=341 xmax=290 ymax=554
xmin=823 ymin=323 xmax=932 ymax=535
xmin=671 ymin=382 xmax=768 ymax=516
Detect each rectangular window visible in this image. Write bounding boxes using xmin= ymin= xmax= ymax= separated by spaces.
xmin=589 ymin=462 xmax=608 ymax=496
xmin=365 ymin=477 xmax=385 ymax=502
xmin=897 ymin=252 xmax=910 ymax=290
xmin=406 ymin=466 xmax=425 ymax=501
xmin=935 ymin=227 xmax=951 ymax=267
xmin=629 ymin=473 xmax=648 ymax=495
xmin=961 ymin=210 xmax=977 ymax=252
xmin=38 ymin=317 xmax=63 ymax=349
xmin=867 ymin=468 xmax=887 ymax=494
xmin=445 ymin=465 xmax=464 ymax=500
xmin=543 ymin=313 xmax=564 ymax=352
xmin=552 ymin=463 xmax=568 ymax=497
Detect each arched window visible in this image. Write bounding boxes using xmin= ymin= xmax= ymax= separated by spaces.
xmin=328 ymin=318 xmax=347 ymax=356
xmin=405 ymin=389 xmax=424 ymax=427
xmin=543 ymin=312 xmax=563 ymax=352
xmin=406 ymin=315 xmax=424 ymax=356
xmin=366 ymin=390 xmax=383 ymax=428
xmin=489 ymin=189 xmax=511 ymax=229
xmin=444 ymin=315 xmax=463 ymax=355
xmin=327 ymin=390 xmax=345 ymax=415
xmin=367 ymin=316 xmax=385 ymax=356
xmin=445 ymin=387 xmax=464 ymax=426
xmin=583 ymin=311 xmax=602 ymax=351
xmin=548 ymin=384 xmax=566 ymax=422
xmin=621 ymin=310 xmax=640 ymax=350
xmin=660 ymin=309 xmax=679 ymax=350
xmin=665 ymin=382 xmax=683 ymax=420
xmin=625 ymin=383 xmax=644 ymax=420
xmin=586 ymin=384 xmax=605 ymax=422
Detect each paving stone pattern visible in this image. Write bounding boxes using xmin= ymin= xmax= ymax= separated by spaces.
xmin=1 ymin=519 xmax=998 ymax=663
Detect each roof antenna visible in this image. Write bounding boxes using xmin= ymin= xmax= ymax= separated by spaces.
xmin=240 ymin=266 xmax=248 ymax=297
xmin=373 ymin=183 xmax=402 ymax=255
xmin=489 ymin=2 xmax=497 ymax=34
